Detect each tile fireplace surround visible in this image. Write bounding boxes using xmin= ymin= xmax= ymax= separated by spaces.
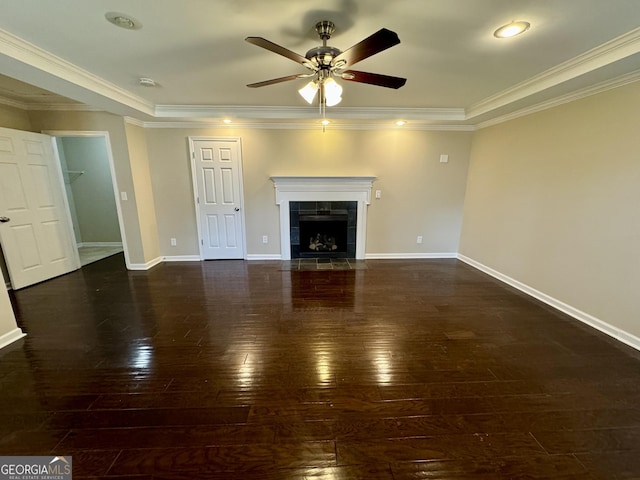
xmin=271 ymin=176 xmax=376 ymax=260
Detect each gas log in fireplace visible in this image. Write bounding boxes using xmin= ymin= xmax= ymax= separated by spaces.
xmin=289 ymin=201 xmax=357 ymax=258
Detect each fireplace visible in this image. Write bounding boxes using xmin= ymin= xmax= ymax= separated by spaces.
xmin=290 ymin=201 xmax=357 ymax=258
xmin=271 ymin=176 xmax=376 ymax=260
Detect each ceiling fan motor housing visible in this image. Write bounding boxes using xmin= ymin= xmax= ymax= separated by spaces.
xmin=305 ymin=46 xmax=342 ymax=67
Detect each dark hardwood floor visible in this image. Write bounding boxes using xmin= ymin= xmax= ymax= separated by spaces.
xmin=1 ymin=254 xmax=640 ymax=479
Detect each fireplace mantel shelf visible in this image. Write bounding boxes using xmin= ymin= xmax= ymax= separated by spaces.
xmin=271 ymin=176 xmax=376 ymax=183
xmin=270 ymin=176 xmax=377 ymax=204
xmin=270 ymin=176 xmax=376 ymax=260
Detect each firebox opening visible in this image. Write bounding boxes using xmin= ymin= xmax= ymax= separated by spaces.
xmin=300 ymin=214 xmax=348 ymax=257
xmin=289 ymin=201 xmax=357 ymax=259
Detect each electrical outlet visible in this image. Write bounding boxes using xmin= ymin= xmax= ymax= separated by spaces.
xmin=417 ymin=236 xmax=423 ymax=244
xmin=262 ymin=235 xmax=268 ymax=244
xmin=170 ymin=238 xmax=177 ymax=246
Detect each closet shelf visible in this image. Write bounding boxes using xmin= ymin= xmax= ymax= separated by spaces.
xmin=64 ymin=170 xmax=85 ymax=183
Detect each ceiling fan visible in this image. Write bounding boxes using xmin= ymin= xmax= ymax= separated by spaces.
xmin=245 ymin=21 xmax=406 ymax=108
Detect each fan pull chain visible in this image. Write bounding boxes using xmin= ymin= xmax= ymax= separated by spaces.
xmin=319 ymin=83 xmax=326 ymax=131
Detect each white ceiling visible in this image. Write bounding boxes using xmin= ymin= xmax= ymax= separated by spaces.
xmin=1 ymin=0 xmax=639 ymax=128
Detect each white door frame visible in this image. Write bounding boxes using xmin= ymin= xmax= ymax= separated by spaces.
xmin=45 ymin=131 xmax=131 ymax=268
xmin=188 ymin=137 xmax=247 ymax=260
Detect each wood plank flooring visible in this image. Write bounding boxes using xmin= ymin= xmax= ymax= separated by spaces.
xmin=2 ymin=255 xmax=640 ymax=479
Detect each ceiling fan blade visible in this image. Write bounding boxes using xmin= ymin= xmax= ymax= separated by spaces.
xmin=341 ymin=70 xmax=407 ymax=89
xmin=333 ymin=28 xmax=401 ymax=68
xmin=247 ymin=74 xmax=307 ymax=88
xmin=245 ymin=37 xmax=309 ymax=65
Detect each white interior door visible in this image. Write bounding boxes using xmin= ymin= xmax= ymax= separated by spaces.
xmin=190 ymin=138 xmax=245 ymax=260
xmin=0 ymin=127 xmax=79 ymax=289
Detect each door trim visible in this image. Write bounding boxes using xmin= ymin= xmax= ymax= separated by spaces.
xmin=188 ymin=137 xmax=247 ymax=260
xmin=45 ymin=130 xmax=131 ymax=269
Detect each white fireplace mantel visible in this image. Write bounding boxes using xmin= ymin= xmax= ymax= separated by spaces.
xmin=271 ymin=176 xmax=376 ymax=260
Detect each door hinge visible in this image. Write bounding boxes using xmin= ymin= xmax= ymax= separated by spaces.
xmin=196 ymin=196 xmax=199 ymax=204
xmin=201 ymin=239 xmax=204 ymax=245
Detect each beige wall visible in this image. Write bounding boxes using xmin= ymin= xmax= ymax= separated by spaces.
xmin=460 ymin=82 xmax=640 ymax=338
xmin=125 ymin=123 xmax=160 ymax=263
xmin=0 ymin=103 xmax=32 ymax=132
xmin=145 ymin=127 xmax=472 ymax=257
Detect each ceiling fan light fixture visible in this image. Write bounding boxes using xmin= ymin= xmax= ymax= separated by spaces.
xmin=326 ymin=93 xmax=342 ymax=107
xmin=298 ymin=80 xmax=319 ymax=104
xmin=325 ymin=94 xmax=342 ymax=107
xmin=323 ymin=77 xmax=343 ymax=106
xmin=493 ymin=21 xmax=530 ymax=38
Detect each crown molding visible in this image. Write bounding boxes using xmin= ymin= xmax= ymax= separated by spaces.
xmin=124 ymin=116 xmax=146 ymax=128
xmin=26 ymin=103 xmax=103 ymax=112
xmin=154 ymin=104 xmax=466 ymax=121
xmin=127 ymin=119 xmax=474 ymax=131
xmin=466 ymin=26 xmax=640 ymax=119
xmin=0 ymin=28 xmax=155 ymax=116
xmin=0 ymin=94 xmax=111 ymax=112
xmin=475 ymin=68 xmax=640 ymax=129
xmin=0 ymin=93 xmax=104 ymax=112
xmin=0 ymin=95 xmax=25 ymax=110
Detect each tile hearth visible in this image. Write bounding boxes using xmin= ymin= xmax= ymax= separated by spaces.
xmin=280 ymin=258 xmax=368 ymax=271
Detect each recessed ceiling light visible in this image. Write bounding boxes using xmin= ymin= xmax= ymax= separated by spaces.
xmin=223 ymin=119 xmax=232 ymax=124
xmin=321 ymin=119 xmax=330 ymax=125
xmin=395 ymin=120 xmax=406 ymax=126
xmin=105 ymin=12 xmax=142 ymax=30
xmin=493 ymin=21 xmax=530 ymax=38
xmin=138 ymin=77 xmax=156 ymax=87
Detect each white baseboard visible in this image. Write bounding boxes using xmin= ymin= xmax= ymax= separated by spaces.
xmin=366 ymin=252 xmax=458 ymax=260
xmin=0 ymin=328 xmax=26 ymax=350
xmin=127 ymin=256 xmax=163 ymax=271
xmin=457 ymin=254 xmax=640 ymax=352
xmin=77 ymin=242 xmax=123 ymax=248
xmin=246 ymin=254 xmax=282 ymax=261
xmin=163 ymin=255 xmax=202 ymax=262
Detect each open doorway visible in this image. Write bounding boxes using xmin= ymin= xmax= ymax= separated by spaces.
xmin=51 ymin=132 xmax=125 ymax=267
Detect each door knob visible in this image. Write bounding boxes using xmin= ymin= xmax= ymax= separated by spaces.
xmin=0 ymin=216 xmax=9 ymax=223
xmin=234 ymin=207 xmax=240 ymax=212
